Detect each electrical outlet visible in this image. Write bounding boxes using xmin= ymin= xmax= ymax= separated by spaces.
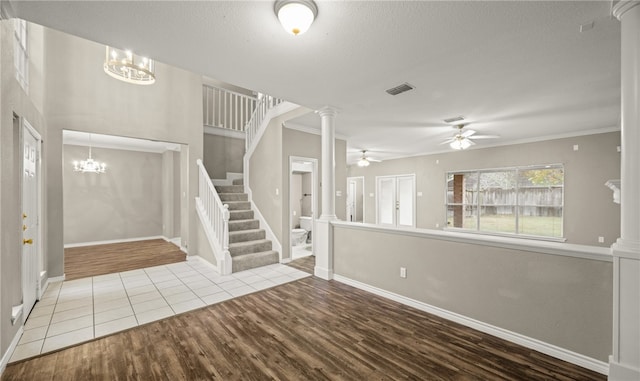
xmin=400 ymin=267 xmax=407 ymax=278
xmin=573 ymin=144 xmax=579 ymax=151
xmin=598 ymin=236 xmax=604 ymax=243
xmin=417 ymin=192 xmax=423 ymax=197
xmin=435 ymin=223 xmax=440 ymax=228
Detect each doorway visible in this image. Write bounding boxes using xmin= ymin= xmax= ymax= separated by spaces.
xmin=346 ymin=176 xmax=365 ymax=222
xmin=376 ymin=174 xmax=416 ymax=228
xmin=21 ymin=117 xmax=42 ymax=322
xmin=289 ymin=157 xmax=318 ymax=260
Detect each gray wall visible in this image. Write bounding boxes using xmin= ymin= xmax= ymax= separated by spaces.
xmin=301 ymin=173 xmax=312 ymax=217
xmin=203 ymin=133 xmax=244 ymax=179
xmin=0 ymin=19 xmax=48 ymax=361
xmin=43 ymin=27 xmax=203 ymax=278
xmin=348 ymin=132 xmax=621 ymax=246
xmin=63 ymin=145 xmax=163 ymax=244
xmin=333 ymin=223 xmax=612 ymax=362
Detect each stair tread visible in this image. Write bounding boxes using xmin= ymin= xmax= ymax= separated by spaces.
xmin=232 ymin=250 xmax=277 ymax=258
xmin=229 ymin=239 xmax=271 ymax=248
xmin=229 ymin=229 xmax=263 ymax=236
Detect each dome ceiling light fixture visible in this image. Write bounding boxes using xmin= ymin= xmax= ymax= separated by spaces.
xmin=274 ymin=0 xmax=318 ymax=36
xmin=104 ymin=46 xmax=155 ymax=85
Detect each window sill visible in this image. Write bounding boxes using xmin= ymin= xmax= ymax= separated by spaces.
xmin=443 ymin=227 xmax=567 ymax=243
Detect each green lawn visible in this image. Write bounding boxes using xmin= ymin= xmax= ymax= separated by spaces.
xmin=447 ymin=215 xmax=562 ymax=238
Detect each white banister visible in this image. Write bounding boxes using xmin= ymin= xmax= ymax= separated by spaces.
xmin=203 ymin=84 xmax=257 ymax=132
xmin=195 ymin=159 xmax=232 ymax=274
xmin=245 ymin=94 xmax=284 ymax=150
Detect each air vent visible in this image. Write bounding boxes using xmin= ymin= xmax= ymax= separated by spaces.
xmin=385 ymin=83 xmax=415 ymax=96
xmin=443 ymin=116 xmax=465 ymax=124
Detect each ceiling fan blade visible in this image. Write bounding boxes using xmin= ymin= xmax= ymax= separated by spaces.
xmin=470 ymin=134 xmax=500 ymax=139
xmin=440 ymin=138 xmax=456 ymax=145
xmin=367 ymin=157 xmax=382 ymax=162
xmin=461 ymin=129 xmax=476 ymax=138
xmin=467 ymin=139 xmax=477 ymax=146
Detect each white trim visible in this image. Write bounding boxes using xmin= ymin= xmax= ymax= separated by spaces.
xmin=203 ymin=125 xmax=246 ymax=140
xmin=0 ymin=327 xmax=24 ymax=374
xmin=48 ymin=275 xmax=65 ymax=283
xmin=331 ymin=221 xmax=613 ymax=262
xmin=346 ymin=176 xmax=365 ymax=223
xmin=63 ymin=235 xmax=166 ymax=248
xmin=333 ymin=274 xmax=609 ymax=376
xmin=280 ymin=258 xmax=292 ymax=264
xmin=289 ymin=156 xmax=318 ymax=262
xmin=284 ymin=121 xmax=349 ymax=141
xmin=187 ymin=254 xmax=219 ymax=272
xmin=608 ymin=356 xmax=640 ymax=380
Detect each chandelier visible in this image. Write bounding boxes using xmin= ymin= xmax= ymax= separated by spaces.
xmin=73 ymin=135 xmax=106 ymax=174
xmin=104 ymin=46 xmax=155 ymax=85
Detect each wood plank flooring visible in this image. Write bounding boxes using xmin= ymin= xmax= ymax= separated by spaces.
xmin=287 ymin=255 xmax=315 ymax=274
xmin=3 ymin=274 xmax=604 ymax=380
xmin=64 ymin=239 xmax=186 ymax=281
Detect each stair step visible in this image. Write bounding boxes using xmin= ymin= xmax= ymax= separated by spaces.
xmin=232 ymin=250 xmax=279 ymax=273
xmin=228 ymin=219 xmax=259 ymax=232
xmin=229 ymin=229 xmax=265 ymax=243
xmin=232 ymin=178 xmax=244 ymax=186
xmin=219 ymin=193 xmax=248 ymax=202
xmin=224 ymin=201 xmax=251 ymax=211
xmin=229 ymin=239 xmax=272 ymax=257
xmin=229 ymin=210 xmax=254 ymax=220
xmin=215 ymin=185 xmax=244 ymax=194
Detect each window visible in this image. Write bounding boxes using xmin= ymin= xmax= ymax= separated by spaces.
xmin=446 ymin=165 xmax=564 ymax=239
xmin=14 ymin=19 xmax=29 ymax=92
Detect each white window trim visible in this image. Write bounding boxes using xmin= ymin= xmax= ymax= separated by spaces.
xmin=14 ymin=18 xmax=29 ymax=93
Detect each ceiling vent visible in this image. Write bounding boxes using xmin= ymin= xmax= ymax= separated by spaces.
xmin=443 ymin=116 xmax=465 ymax=124
xmin=385 ymin=82 xmax=415 ymax=96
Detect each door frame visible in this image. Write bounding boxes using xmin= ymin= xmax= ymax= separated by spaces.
xmin=288 ymin=156 xmax=318 ymax=260
xmin=346 ymin=176 xmax=365 ymax=222
xmin=21 ymin=117 xmax=44 ymax=320
xmin=375 ymin=174 xmax=416 ymax=228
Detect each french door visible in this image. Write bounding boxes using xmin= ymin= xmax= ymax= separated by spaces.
xmin=376 ymin=174 xmax=415 ymax=228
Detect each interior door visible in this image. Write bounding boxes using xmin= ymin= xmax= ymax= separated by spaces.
xmin=347 ymin=180 xmax=356 ymax=222
xmin=22 ymin=121 xmax=40 ymax=321
xmin=376 ymin=175 xmax=415 ymax=228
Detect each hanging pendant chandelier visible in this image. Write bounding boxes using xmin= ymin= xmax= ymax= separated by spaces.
xmin=73 ymin=135 xmax=106 ymax=174
xmin=104 ymin=46 xmax=155 ymax=85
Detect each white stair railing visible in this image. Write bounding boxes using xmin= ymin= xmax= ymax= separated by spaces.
xmin=203 ymin=84 xmax=257 ymax=132
xmin=245 ymin=95 xmax=284 ymax=150
xmin=195 ymin=159 xmax=232 ymax=274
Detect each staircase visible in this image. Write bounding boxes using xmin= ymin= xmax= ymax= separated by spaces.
xmin=215 ymin=178 xmax=279 ymax=272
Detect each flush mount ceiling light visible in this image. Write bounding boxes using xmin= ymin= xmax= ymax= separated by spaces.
xmin=104 ymin=46 xmax=155 ymax=85
xmin=275 ymin=0 xmax=318 ymax=36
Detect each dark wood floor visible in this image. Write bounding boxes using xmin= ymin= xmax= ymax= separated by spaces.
xmin=287 ymin=255 xmax=315 ymax=274
xmin=4 ymin=271 xmax=604 ymax=380
xmin=64 ymin=239 xmax=186 ymax=280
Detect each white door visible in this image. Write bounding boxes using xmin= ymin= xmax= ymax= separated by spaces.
xmin=347 ymin=180 xmax=356 ymax=222
xmin=22 ymin=121 xmax=40 ymax=321
xmin=376 ymin=175 xmax=415 ymax=228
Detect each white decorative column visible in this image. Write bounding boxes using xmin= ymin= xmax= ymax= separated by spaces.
xmin=610 ymin=2 xmax=640 ymax=380
xmin=315 ymin=107 xmax=338 ymax=280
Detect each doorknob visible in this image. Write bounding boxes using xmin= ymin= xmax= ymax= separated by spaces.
xmin=22 ymin=225 xmax=27 ymax=231
xmin=22 ymin=213 xmax=27 ymax=219
xmin=23 ymin=238 xmax=33 ymax=245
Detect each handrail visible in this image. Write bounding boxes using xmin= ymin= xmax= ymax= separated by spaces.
xmin=196 ymin=159 xmax=231 ymax=274
xmin=245 ymin=94 xmax=284 ymax=150
xmin=203 ymin=84 xmax=257 ymax=132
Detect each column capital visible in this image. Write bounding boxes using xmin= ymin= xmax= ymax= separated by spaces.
xmin=316 ymin=106 xmax=339 ymax=118
xmin=613 ymin=0 xmax=640 ymax=20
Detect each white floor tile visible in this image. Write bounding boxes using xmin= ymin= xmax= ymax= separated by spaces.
xmin=183 ymin=279 xmax=214 ymax=290
xmin=94 ymin=305 xmax=134 ymax=325
xmin=227 ymin=285 xmax=256 ymax=297
xmin=217 ymin=279 xmax=246 ymax=291
xmin=236 ymin=274 xmax=265 ymax=284
xmin=51 ymin=305 xmax=93 ymax=324
xmin=121 ymin=278 xmax=153 ymax=289
xmin=163 ymin=290 xmax=198 ymax=305
xmin=10 ymin=340 xmax=43 ymax=363
xmin=25 ymin=314 xmax=52 ymax=330
xmin=159 ymin=284 xmax=191 ymax=297
xmin=147 ymin=273 xmax=177 ymax=283
xmin=41 ymin=327 xmax=94 ymax=353
xmin=37 ymin=297 xmax=58 ymax=307
xmin=93 ymin=289 xmax=128 ymax=303
xmin=120 ymin=269 xmax=146 ymax=278
xmin=170 ymin=299 xmax=206 ymax=314
xmin=270 ymin=274 xmax=295 ymax=285
xmin=201 ymin=291 xmax=233 ymax=305
xmin=47 ymin=314 xmax=93 ymax=337
xmin=128 ymin=290 xmax=162 ymax=305
xmin=19 ymin=326 xmax=48 ymax=344
xmin=251 ymin=279 xmax=278 ymax=291
xmin=29 ymin=303 xmax=56 ymax=318
xmin=192 ymin=285 xmax=223 ymax=298
xmin=125 ymin=284 xmax=157 ymax=297
xmin=93 ymin=273 xmax=121 ymax=281
xmin=54 ymin=298 xmax=93 ymax=313
xmin=287 ymin=272 xmax=311 ymax=281
xmin=94 ymin=297 xmax=130 ymax=313
xmin=135 ymin=306 xmax=175 ymax=325
xmin=154 ymin=278 xmax=183 ymax=289
xmin=95 ymin=315 xmax=138 ymax=338
xmin=132 ymin=298 xmax=169 ymax=314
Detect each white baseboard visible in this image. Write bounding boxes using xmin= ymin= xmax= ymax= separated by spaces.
xmin=314 ymin=267 xmax=333 ymax=281
xmin=48 ymin=275 xmax=65 ymax=283
xmin=280 ymin=258 xmax=292 ymax=264
xmin=64 ymin=236 xmax=166 ymax=248
xmin=608 ymin=357 xmax=639 ymax=380
xmin=0 ymin=326 xmax=24 ymax=374
xmin=333 ymin=274 xmax=609 ymax=376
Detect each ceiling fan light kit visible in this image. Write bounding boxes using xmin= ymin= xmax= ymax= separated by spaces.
xmin=441 ymin=124 xmax=498 ymax=150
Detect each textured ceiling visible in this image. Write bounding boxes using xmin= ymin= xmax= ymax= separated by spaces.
xmin=8 ymin=1 xmax=621 ymax=163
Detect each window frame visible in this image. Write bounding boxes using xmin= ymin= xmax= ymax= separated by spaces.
xmin=14 ymin=18 xmax=29 ymax=93
xmin=445 ymin=164 xmax=565 ymax=242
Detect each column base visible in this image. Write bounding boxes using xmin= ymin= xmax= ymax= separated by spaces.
xmin=612 ymin=238 xmax=640 ymax=260
xmin=608 ymin=357 xmax=640 ymax=381
xmin=313 ymin=219 xmax=334 ymax=280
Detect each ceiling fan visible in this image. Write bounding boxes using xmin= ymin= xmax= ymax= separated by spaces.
xmin=356 ymin=150 xmax=382 ymax=167
xmin=441 ymin=124 xmax=499 ymax=150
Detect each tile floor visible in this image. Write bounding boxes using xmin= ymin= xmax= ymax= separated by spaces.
xmin=292 ymin=243 xmax=313 ymax=259
xmin=10 ymin=258 xmax=310 ymax=363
